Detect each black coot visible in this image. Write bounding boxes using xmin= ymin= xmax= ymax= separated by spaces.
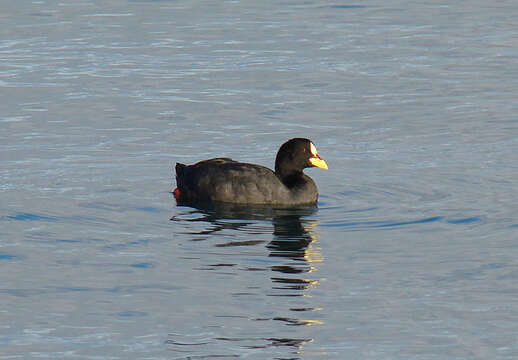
xmin=174 ymin=138 xmax=328 ymax=206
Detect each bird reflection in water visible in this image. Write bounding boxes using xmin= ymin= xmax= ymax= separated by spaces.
xmin=170 ymin=201 xmax=323 ymax=355
xmin=172 ymin=202 xmax=322 ymax=284
xmin=269 ymin=212 xmax=322 ymax=292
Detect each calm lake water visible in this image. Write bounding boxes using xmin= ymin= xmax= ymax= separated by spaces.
xmin=1 ymin=0 xmax=517 ymax=359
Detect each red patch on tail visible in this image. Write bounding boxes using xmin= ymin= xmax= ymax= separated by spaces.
xmin=173 ymin=188 xmax=181 ymax=200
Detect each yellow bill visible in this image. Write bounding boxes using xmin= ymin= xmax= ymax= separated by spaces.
xmin=308 ymin=142 xmax=328 ymax=169
xmin=309 ymin=156 xmax=328 ymax=170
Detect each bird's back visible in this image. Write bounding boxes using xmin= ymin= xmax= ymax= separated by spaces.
xmin=175 ymin=158 xmax=297 ymax=204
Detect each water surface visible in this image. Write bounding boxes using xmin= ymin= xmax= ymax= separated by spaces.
xmin=1 ymin=0 xmax=518 ymax=359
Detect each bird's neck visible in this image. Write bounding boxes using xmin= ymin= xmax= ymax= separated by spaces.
xmin=276 ymin=167 xmax=304 ymax=189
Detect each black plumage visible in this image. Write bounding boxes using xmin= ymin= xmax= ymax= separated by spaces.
xmin=174 ymin=138 xmax=327 ymax=206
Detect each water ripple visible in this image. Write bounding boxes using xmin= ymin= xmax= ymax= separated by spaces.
xmin=5 ymin=212 xmax=59 ymax=222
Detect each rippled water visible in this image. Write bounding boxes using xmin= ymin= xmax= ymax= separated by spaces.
xmin=1 ymin=0 xmax=518 ymax=359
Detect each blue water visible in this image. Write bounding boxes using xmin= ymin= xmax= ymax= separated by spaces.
xmin=1 ymin=0 xmax=518 ymax=359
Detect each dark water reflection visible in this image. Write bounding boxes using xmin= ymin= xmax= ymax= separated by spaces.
xmin=171 ymin=202 xmax=321 ymax=292
xmin=170 ymin=201 xmax=322 ymax=357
